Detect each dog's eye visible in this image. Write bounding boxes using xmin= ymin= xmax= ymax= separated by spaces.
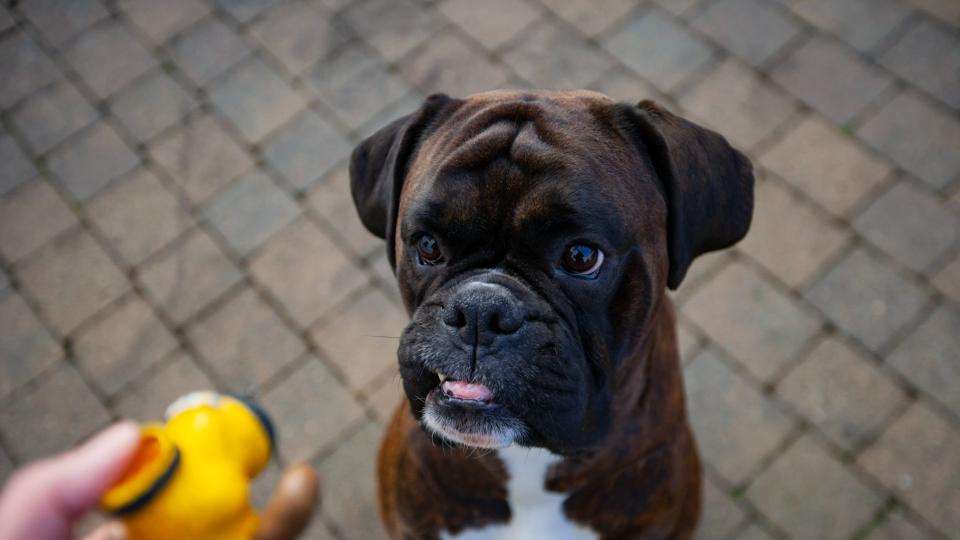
xmin=416 ymin=235 xmax=443 ymax=265
xmin=561 ymin=243 xmax=604 ymax=278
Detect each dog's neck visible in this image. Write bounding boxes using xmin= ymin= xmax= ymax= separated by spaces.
xmin=545 ymin=294 xmax=689 ymax=491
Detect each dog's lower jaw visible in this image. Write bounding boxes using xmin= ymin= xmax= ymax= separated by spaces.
xmin=422 ymin=404 xmax=525 ymax=449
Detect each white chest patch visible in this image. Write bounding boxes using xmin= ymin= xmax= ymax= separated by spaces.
xmin=441 ymin=446 xmax=598 ymax=540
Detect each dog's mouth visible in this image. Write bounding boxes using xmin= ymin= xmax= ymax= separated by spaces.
xmin=421 ymin=372 xmax=524 ymax=449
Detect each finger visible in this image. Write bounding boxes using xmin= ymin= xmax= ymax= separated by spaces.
xmin=80 ymin=522 xmax=126 ymax=540
xmin=253 ymin=463 xmax=321 ymax=540
xmin=0 ymin=422 xmax=141 ymax=540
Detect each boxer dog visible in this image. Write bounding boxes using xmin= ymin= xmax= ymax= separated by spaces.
xmin=350 ymin=91 xmax=753 ymax=540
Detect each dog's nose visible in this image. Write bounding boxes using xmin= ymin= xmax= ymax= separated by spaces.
xmin=442 ymin=282 xmax=523 ymax=344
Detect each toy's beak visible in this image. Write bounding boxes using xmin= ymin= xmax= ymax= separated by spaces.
xmin=254 ymin=463 xmax=321 ymax=540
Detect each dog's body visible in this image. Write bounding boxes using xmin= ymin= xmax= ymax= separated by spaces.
xmin=351 ymin=90 xmax=753 ymax=539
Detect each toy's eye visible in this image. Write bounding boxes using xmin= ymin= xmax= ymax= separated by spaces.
xmin=416 ymin=235 xmax=443 ymax=265
xmin=561 ymin=243 xmax=604 ymax=278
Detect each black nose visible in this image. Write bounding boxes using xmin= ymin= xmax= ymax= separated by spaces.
xmin=442 ymin=283 xmax=524 ymax=345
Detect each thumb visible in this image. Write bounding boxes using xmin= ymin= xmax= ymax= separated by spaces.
xmin=0 ymin=422 xmax=141 ymax=540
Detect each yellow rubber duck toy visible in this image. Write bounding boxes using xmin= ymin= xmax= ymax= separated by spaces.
xmin=100 ymin=391 xmax=319 ymax=540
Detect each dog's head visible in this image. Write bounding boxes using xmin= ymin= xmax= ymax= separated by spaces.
xmin=350 ymin=91 xmax=753 ymax=453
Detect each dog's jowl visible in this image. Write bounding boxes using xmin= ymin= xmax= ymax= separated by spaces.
xmin=350 ymin=90 xmax=754 ymax=540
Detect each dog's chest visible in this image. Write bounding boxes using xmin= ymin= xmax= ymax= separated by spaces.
xmin=441 ymin=446 xmax=598 ymax=540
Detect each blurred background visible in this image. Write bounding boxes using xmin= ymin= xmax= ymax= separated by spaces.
xmin=0 ymin=0 xmax=958 ymax=538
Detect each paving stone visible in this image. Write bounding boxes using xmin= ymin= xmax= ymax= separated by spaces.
xmin=674 ymin=248 xmax=732 ymax=294
xmin=0 ymin=33 xmax=61 ymax=110
xmin=0 ymin=178 xmax=78 ymax=263
xmin=371 ymin=252 xmax=405 ymax=309
xmin=0 ymin=292 xmax=62 ymax=400
xmin=778 ymin=336 xmax=908 ymax=451
xmin=888 ymin=305 xmax=960 ymax=418
xmin=188 ymin=287 xmax=305 ymax=393
xmin=17 ymin=229 xmax=128 ymax=335
xmin=365 ymin=375 xmax=403 ymax=423
xmin=73 ymin=295 xmax=178 ymax=397
xmin=109 ymin=70 xmax=198 ymax=143
xmin=86 ymin=169 xmax=193 ymax=268
xmin=692 ymin=0 xmax=802 ymax=67
xmin=589 ymin=69 xmax=672 ymax=107
xmin=202 ymin=171 xmax=300 ymax=256
xmin=749 ymin=435 xmax=884 ymax=540
xmin=759 ymin=114 xmax=891 ymax=217
xmin=904 ymin=0 xmax=960 ymax=27
xmin=683 ymin=261 xmax=821 ymax=383
xmin=307 ymin=164 xmax=382 ymax=259
xmin=538 ymin=0 xmax=636 ymax=36
xmin=650 ymin=0 xmax=700 ymax=16
xmin=355 ymin=91 xmax=427 ymax=141
xmin=400 ymin=30 xmax=511 ymax=97
xmin=603 ymin=10 xmax=713 ymax=93
xmin=215 ymin=0 xmax=282 ymax=23
xmin=208 ymin=57 xmax=307 ymax=143
xmin=0 ymin=133 xmax=36 ymax=196
xmin=695 ymin=475 xmax=748 ymax=540
xmin=317 ymin=421 xmax=390 ymax=540
xmin=10 ymin=80 xmax=98 ymax=154
xmin=805 ymin=247 xmax=929 ymax=352
xmin=931 ymin=253 xmax=960 ymax=304
xmin=858 ymin=90 xmax=960 ymax=189
xmin=439 ymin=0 xmax=541 ymax=49
xmin=262 ymin=110 xmax=350 ymax=191
xmin=63 ymin=21 xmax=157 ymax=99
xmin=859 ymin=401 xmax=960 ymax=535
xmin=740 ymin=180 xmax=851 ymax=288
xmin=20 ymin=0 xmax=108 ymax=48
xmin=148 ymin=114 xmax=254 ymax=205
xmin=679 ymin=59 xmax=797 ymax=151
xmin=118 ymin=0 xmax=210 ymax=45
xmin=251 ymin=218 xmax=369 ymax=328
xmin=304 ymin=46 xmax=410 ymax=131
xmin=168 ymin=17 xmax=251 ymax=86
xmin=250 ymin=1 xmax=350 ymax=75
xmin=138 ymin=229 xmax=242 ymax=324
xmin=0 ymin=271 xmax=8 ymax=293
xmin=111 ymin=351 xmax=215 ymax=421
xmin=868 ymin=510 xmax=927 ymax=540
xmin=675 ymin=317 xmax=703 ymax=363
xmin=46 ymin=122 xmax=139 ymax=201
xmin=880 ymin=17 xmax=960 ymax=110
xmin=854 ymin=181 xmax=959 ymax=273
xmin=311 ymin=288 xmax=405 ymax=393
xmin=502 ymin=21 xmax=615 ymax=89
xmin=260 ymin=357 xmax=365 ymax=461
xmin=771 ymin=35 xmax=893 ymax=124
xmin=0 ymin=363 xmax=110 ymax=461
xmin=791 ymin=0 xmax=911 ymax=53
xmin=343 ymin=0 xmax=444 ymax=62
xmin=684 ymin=347 xmax=794 ymax=485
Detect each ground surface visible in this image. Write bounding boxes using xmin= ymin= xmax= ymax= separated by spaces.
xmin=0 ymin=0 xmax=958 ymax=538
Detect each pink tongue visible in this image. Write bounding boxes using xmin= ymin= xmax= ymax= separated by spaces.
xmin=442 ymin=380 xmax=494 ymax=402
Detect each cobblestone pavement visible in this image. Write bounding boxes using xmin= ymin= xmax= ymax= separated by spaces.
xmin=1 ymin=0 xmax=958 ymax=538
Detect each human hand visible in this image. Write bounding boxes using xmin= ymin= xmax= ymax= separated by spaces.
xmin=0 ymin=422 xmax=141 ymax=540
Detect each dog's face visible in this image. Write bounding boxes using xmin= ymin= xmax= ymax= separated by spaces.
xmin=351 ymin=91 xmax=753 ymax=454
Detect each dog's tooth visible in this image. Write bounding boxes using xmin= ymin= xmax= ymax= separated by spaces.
xmin=437 ymin=372 xmax=449 ymax=382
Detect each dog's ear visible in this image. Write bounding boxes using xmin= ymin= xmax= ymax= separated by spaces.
xmin=616 ymin=100 xmax=754 ymax=290
xmin=350 ymin=93 xmax=457 ymax=267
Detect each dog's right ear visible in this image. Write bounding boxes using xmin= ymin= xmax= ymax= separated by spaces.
xmin=350 ymin=93 xmax=457 ymax=267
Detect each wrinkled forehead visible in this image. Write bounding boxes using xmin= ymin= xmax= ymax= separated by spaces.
xmin=397 ymin=91 xmax=662 ymax=243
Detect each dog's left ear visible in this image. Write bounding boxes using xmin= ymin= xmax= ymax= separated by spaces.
xmin=616 ymin=100 xmax=754 ymax=290
xmin=350 ymin=93 xmax=458 ymax=267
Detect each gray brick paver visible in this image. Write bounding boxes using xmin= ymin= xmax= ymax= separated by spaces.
xmin=2 ymin=3 xmax=959 ymax=539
